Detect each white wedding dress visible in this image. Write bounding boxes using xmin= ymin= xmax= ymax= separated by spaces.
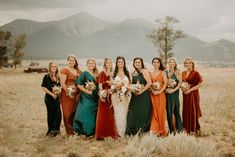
xmin=111 ymin=75 xmax=131 ymax=137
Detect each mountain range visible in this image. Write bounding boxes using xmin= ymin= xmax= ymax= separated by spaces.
xmin=0 ymin=12 xmax=234 ymax=62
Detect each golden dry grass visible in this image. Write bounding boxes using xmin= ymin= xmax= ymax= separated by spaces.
xmin=0 ymin=66 xmax=235 ymax=157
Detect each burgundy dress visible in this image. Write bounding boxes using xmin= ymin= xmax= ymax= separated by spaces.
xmin=95 ymin=71 xmax=118 ymax=139
xmin=182 ymin=70 xmax=203 ymax=134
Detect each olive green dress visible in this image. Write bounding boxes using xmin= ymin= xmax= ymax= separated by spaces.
xmin=165 ymin=70 xmax=183 ymax=133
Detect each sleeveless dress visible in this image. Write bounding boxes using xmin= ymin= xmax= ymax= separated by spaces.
xmin=165 ymin=70 xmax=183 ymax=133
xmin=111 ymin=75 xmax=131 ymax=137
xmin=73 ymin=71 xmax=98 ymax=137
xmin=95 ymin=71 xmax=118 ymax=139
xmin=150 ymin=71 xmax=167 ymax=136
xmin=126 ymin=72 xmax=152 ymax=135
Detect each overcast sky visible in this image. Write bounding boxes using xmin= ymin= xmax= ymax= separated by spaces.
xmin=0 ymin=0 xmax=234 ymax=42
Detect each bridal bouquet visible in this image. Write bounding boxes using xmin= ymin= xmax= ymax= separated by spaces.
xmin=111 ymin=80 xmax=131 ymax=104
xmin=131 ymin=80 xmax=144 ymax=94
xmin=85 ymin=81 xmax=96 ymax=91
xmin=98 ymin=89 xmax=108 ymax=102
xmin=151 ymin=81 xmax=161 ymax=91
xmin=181 ymin=81 xmax=190 ymax=91
xmin=167 ymin=78 xmax=177 ymax=89
xmin=110 ymin=79 xmax=130 ymax=99
xmin=67 ymin=86 xmax=77 ymax=99
xmin=52 ymin=85 xmax=61 ymax=95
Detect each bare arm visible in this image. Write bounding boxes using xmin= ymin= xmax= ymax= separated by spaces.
xmin=60 ymin=73 xmax=68 ymax=92
xmin=160 ymin=71 xmax=167 ymax=93
xmin=77 ymin=84 xmax=92 ymax=95
xmin=41 ymin=87 xmax=57 ymax=99
xmin=190 ymin=82 xmax=203 ymax=91
xmin=141 ymin=69 xmax=152 ymax=93
xmin=99 ymin=84 xmax=103 ymax=91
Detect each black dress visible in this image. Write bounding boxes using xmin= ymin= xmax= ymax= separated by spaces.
xmin=41 ymin=74 xmax=62 ymax=136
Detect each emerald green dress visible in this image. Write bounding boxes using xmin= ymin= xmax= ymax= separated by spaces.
xmin=73 ymin=71 xmax=98 ymax=137
xmin=165 ymin=70 xmax=183 ymax=133
xmin=126 ymin=72 xmax=152 ymax=135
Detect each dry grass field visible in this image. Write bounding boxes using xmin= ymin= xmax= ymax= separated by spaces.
xmin=0 ymin=64 xmax=235 ymax=157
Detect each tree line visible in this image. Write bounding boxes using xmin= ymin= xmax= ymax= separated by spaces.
xmin=0 ymin=31 xmax=27 ymax=69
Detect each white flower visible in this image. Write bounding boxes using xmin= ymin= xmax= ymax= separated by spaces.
xmin=167 ymin=78 xmax=177 ymax=88
xmin=85 ymin=81 xmax=96 ymax=91
xmin=67 ymin=86 xmax=76 ymax=99
xmin=98 ymin=90 xmax=108 ymax=102
xmin=181 ymin=81 xmax=190 ymax=91
xmin=151 ymin=81 xmax=161 ymax=91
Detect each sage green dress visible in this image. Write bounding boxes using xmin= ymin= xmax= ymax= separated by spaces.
xmin=73 ymin=71 xmax=98 ymax=137
xmin=126 ymin=72 xmax=152 ymax=135
xmin=165 ymin=70 xmax=183 ymax=133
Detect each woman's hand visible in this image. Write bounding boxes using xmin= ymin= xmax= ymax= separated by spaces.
xmin=135 ymin=90 xmax=143 ymax=96
xmin=184 ymin=89 xmax=191 ymax=95
xmin=152 ymin=90 xmax=160 ymax=95
xmin=87 ymin=90 xmax=93 ymax=95
xmin=166 ymin=89 xmax=174 ymax=94
xmin=52 ymin=93 xmax=57 ymax=100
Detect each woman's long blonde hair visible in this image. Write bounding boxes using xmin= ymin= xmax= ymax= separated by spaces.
xmin=183 ymin=57 xmax=195 ymax=70
xmin=168 ymin=57 xmax=178 ymax=70
xmin=87 ymin=58 xmax=99 ymax=77
xmin=48 ymin=62 xmax=59 ymax=82
xmin=103 ymin=57 xmax=113 ymax=72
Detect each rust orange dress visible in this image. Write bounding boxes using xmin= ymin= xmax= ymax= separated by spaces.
xmin=60 ymin=67 xmax=81 ymax=135
xmin=150 ymin=71 xmax=167 ymax=136
xmin=95 ymin=71 xmax=118 ymax=139
xmin=182 ymin=70 xmax=203 ymax=134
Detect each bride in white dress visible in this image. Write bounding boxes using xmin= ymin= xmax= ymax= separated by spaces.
xmin=111 ymin=56 xmax=131 ymax=137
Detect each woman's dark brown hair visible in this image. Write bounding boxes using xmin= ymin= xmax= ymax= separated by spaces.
xmin=152 ymin=57 xmax=165 ymax=70
xmin=133 ymin=57 xmax=145 ymax=74
xmin=113 ymin=56 xmax=130 ymax=81
xmin=67 ymin=55 xmax=78 ymax=70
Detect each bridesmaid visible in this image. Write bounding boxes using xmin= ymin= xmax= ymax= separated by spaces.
xmin=73 ymin=58 xmax=99 ymax=137
xmin=60 ymin=55 xmax=81 ymax=136
xmin=126 ymin=57 xmax=152 ymax=135
xmin=150 ymin=57 xmax=167 ymax=136
xmin=165 ymin=58 xmax=183 ymax=134
xmin=95 ymin=58 xmax=118 ymax=139
xmin=182 ymin=57 xmax=203 ymax=134
xmin=41 ymin=62 xmax=62 ymax=137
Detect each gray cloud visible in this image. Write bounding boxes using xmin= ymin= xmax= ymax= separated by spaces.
xmin=0 ymin=0 xmax=108 ymax=10
xmin=0 ymin=0 xmax=234 ymax=41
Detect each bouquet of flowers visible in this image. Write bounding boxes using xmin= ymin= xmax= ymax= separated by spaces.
xmin=167 ymin=78 xmax=177 ymax=89
xmin=67 ymin=86 xmax=77 ymax=99
xmin=131 ymin=80 xmax=144 ymax=94
xmin=85 ymin=81 xmax=96 ymax=91
xmin=110 ymin=79 xmax=130 ymax=101
xmin=181 ymin=81 xmax=190 ymax=91
xmin=52 ymin=85 xmax=61 ymax=95
xmin=98 ymin=90 xmax=108 ymax=102
xmin=151 ymin=81 xmax=161 ymax=91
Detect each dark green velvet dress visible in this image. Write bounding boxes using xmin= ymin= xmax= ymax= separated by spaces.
xmin=126 ymin=73 xmax=152 ymax=135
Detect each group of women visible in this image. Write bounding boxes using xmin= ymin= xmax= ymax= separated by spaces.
xmin=41 ymin=55 xmax=203 ymax=139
